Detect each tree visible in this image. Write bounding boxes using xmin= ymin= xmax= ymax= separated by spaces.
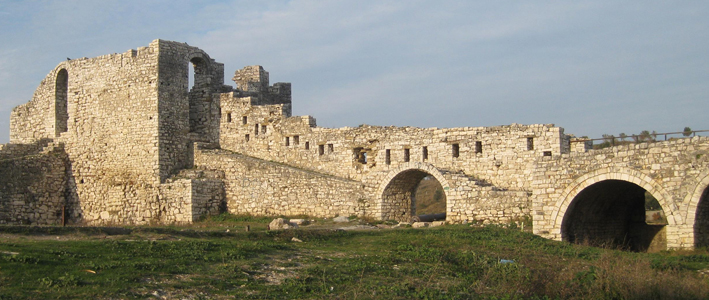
xmin=619 ymin=133 xmax=627 ymax=141
xmin=639 ymin=130 xmax=652 ymax=142
xmin=683 ymin=127 xmax=693 ymax=137
xmin=433 ymin=189 xmax=444 ymax=203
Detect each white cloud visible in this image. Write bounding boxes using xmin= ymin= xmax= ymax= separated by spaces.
xmin=1 ymin=0 xmax=708 ymax=143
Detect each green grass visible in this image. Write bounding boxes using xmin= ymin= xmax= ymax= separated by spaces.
xmin=0 ymin=218 xmax=708 ymax=299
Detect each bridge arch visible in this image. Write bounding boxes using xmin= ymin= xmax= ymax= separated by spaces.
xmin=375 ymin=162 xmax=455 ymax=222
xmin=551 ymin=168 xmax=676 ymax=251
xmin=684 ymin=170 xmax=709 ymax=248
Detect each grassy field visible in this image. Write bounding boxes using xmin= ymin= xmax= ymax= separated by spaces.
xmin=0 ymin=215 xmax=708 ymax=299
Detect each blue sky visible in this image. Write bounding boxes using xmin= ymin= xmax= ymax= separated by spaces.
xmin=1 ymin=1 xmax=708 ymax=143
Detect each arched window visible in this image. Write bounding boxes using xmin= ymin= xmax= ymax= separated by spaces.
xmin=55 ymin=69 xmax=68 ymax=137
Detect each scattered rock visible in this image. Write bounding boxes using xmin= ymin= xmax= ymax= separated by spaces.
xmin=268 ymin=218 xmax=299 ymax=230
xmin=338 ymin=225 xmax=378 ymax=230
xmin=412 ymin=222 xmax=430 ymax=228
xmin=430 ymin=221 xmax=446 ymax=227
xmin=291 ymin=237 xmax=303 ymax=243
xmin=290 ymin=219 xmax=309 ymax=226
xmin=376 ymin=224 xmax=391 ymax=229
xmin=396 ymin=222 xmax=412 ymax=228
xmin=333 ymin=216 xmax=350 ymax=223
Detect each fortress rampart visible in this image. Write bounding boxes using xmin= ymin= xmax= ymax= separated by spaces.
xmin=3 ymin=40 xmax=709 ymax=250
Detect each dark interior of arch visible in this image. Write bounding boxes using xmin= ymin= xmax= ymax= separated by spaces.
xmin=414 ymin=175 xmax=447 ymax=215
xmin=561 ymin=180 xmax=666 ymax=252
xmin=55 ymin=69 xmax=69 ymax=137
xmin=694 ymin=187 xmax=709 ymax=247
xmin=188 ymin=57 xmax=211 ymax=135
xmin=381 ymin=170 xmax=446 ymax=222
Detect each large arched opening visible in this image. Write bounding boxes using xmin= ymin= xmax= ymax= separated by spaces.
xmin=694 ymin=186 xmax=709 ymax=248
xmin=561 ymin=179 xmax=667 ymax=252
xmin=55 ymin=68 xmax=68 ymax=137
xmin=380 ymin=169 xmax=448 ymax=222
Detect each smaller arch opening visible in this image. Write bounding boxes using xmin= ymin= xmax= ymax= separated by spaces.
xmin=561 ymin=180 xmax=667 ymax=252
xmin=381 ymin=170 xmax=447 ymax=222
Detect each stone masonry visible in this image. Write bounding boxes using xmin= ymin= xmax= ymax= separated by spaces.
xmin=2 ymin=40 xmax=709 ymax=250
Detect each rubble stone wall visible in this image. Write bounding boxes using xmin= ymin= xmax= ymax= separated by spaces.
xmin=194 ymin=147 xmax=367 ymax=218
xmin=0 ymin=149 xmax=67 ymax=225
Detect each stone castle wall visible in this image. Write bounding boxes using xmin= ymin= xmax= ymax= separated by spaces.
xmin=5 ymin=40 xmax=231 ymax=225
xmin=194 ymin=146 xmax=367 ymax=218
xmin=5 ymin=40 xmax=709 ymax=250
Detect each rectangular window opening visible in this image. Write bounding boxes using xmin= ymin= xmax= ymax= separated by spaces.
xmin=242 ymin=116 xmax=248 ymax=125
xmin=305 ymin=141 xmax=310 ymax=150
xmin=285 ymin=137 xmax=290 ymax=146
xmin=245 ymin=134 xmax=250 ymax=142
xmin=385 ymin=149 xmax=391 ymax=165
xmin=319 ymin=144 xmax=325 ymax=156
xmin=254 ymin=124 xmax=259 ymax=135
xmin=422 ymin=146 xmax=428 ymax=161
xmin=226 ymin=113 xmax=232 ymax=123
xmin=543 ymin=151 xmax=552 ymax=157
xmin=475 ymin=141 xmax=482 ymax=154
xmin=527 ymin=137 xmax=534 ymax=151
xmin=452 ymin=143 xmax=460 ymax=158
xmin=293 ymin=135 xmax=299 ymax=145
xmin=404 ymin=148 xmax=410 ymax=162
xmin=261 ymin=125 xmax=267 ymax=134
xmin=328 ymin=143 xmax=334 ymax=153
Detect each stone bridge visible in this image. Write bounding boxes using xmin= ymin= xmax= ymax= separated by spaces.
xmin=530 ymin=137 xmax=709 ymax=250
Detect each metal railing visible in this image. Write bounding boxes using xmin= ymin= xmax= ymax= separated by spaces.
xmin=571 ymin=130 xmax=709 ymax=145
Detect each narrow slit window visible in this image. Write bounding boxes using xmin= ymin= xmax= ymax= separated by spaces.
xmin=226 ymin=113 xmax=232 ymax=123
xmin=475 ymin=141 xmax=482 ymax=154
xmin=305 ymin=141 xmax=310 ymax=150
xmin=385 ymin=149 xmax=391 ymax=165
xmin=285 ymin=137 xmax=290 ymax=146
xmin=452 ymin=143 xmax=460 ymax=158
xmin=242 ymin=116 xmax=248 ymax=125
xmin=261 ymin=125 xmax=267 ymax=134
xmin=422 ymin=146 xmax=428 ymax=161
xmin=319 ymin=144 xmax=325 ymax=156
xmin=254 ymin=124 xmax=259 ymax=135
xmin=404 ymin=148 xmax=410 ymax=162
xmin=293 ymin=135 xmax=299 ymax=145
xmin=245 ymin=134 xmax=250 ymax=142
xmin=527 ymin=137 xmax=534 ymax=151
xmin=328 ymin=143 xmax=334 ymax=153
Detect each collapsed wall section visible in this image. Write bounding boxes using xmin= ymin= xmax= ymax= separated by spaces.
xmin=156 ymin=40 xmax=229 ymax=181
